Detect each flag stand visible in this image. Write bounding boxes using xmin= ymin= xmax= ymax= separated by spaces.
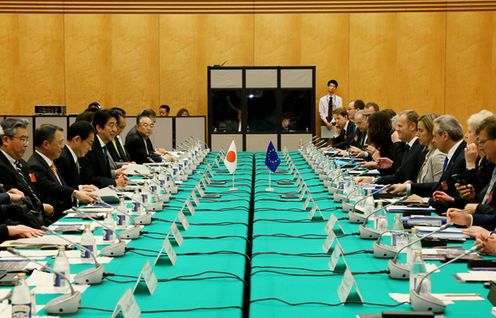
xmin=230 ymin=173 xmax=238 ymax=191
xmin=265 ymin=171 xmax=274 ymax=192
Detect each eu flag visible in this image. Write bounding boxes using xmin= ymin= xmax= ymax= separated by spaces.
xmin=265 ymin=141 xmax=280 ymax=172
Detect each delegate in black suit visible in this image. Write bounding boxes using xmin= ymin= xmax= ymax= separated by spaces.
xmin=377 ymin=138 xmax=426 ymax=185
xmin=28 ymin=152 xmax=75 ymax=216
xmin=0 ymin=151 xmax=45 ymax=227
xmin=332 ymin=121 xmax=357 ymax=149
xmin=79 ymin=137 xmax=116 ymax=188
xmin=54 ymin=145 xmax=80 ymax=190
xmin=125 ymin=131 xmax=162 ymax=164
xmin=410 ymin=140 xmax=467 ymax=212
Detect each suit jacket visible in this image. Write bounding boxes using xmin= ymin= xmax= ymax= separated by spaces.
xmin=377 ymin=139 xmax=426 ymax=185
xmin=416 ymin=148 xmax=446 ymax=184
xmin=107 ymin=136 xmax=130 ymax=163
xmin=0 ymin=151 xmax=45 ymax=227
xmin=332 ymin=121 xmax=357 ymax=149
xmin=28 ymin=152 xmax=75 ymax=216
xmin=79 ymin=137 xmax=116 ymax=188
xmin=125 ymin=132 xmax=162 ymax=164
xmin=54 ymin=145 xmax=80 ymax=190
xmin=411 ymin=140 xmax=467 ymax=212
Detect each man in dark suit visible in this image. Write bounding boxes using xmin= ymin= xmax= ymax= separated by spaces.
xmin=107 ymin=107 xmax=130 ymax=165
xmin=125 ymin=114 xmax=163 ymax=164
xmin=407 ymin=115 xmax=467 ymax=212
xmin=331 ymin=107 xmax=356 ymax=149
xmin=28 ymin=124 xmax=94 ymax=220
xmin=55 ymin=121 xmax=97 ymax=191
xmin=377 ymin=110 xmax=426 ymax=184
xmin=0 ymin=118 xmax=51 ymax=227
xmin=80 ymin=110 xmax=128 ymax=188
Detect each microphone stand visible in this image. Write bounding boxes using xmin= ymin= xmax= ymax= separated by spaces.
xmin=7 ymin=248 xmax=82 ymax=315
xmin=41 ymin=226 xmax=104 ymax=285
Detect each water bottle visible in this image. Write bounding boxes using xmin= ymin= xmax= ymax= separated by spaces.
xmin=406 ymin=228 xmax=422 ymax=265
xmin=391 ymin=213 xmax=407 ymax=249
xmin=364 ymin=189 xmax=375 ymax=218
xmin=409 ymin=250 xmax=431 ymax=295
xmin=131 ymin=188 xmax=141 ymax=213
xmin=80 ymin=223 xmax=95 ymax=263
xmin=102 ymin=212 xmax=116 ymax=242
xmin=374 ymin=201 xmax=388 ymax=233
xmin=11 ymin=273 xmax=32 ymax=318
xmin=53 ymin=246 xmax=70 ymax=292
xmin=116 ymin=197 xmax=129 ymax=229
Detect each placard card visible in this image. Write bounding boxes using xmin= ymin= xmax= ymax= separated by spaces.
xmin=325 ymin=214 xmax=345 ymax=236
xmin=303 ymin=195 xmax=312 ymax=210
xmin=338 ymin=268 xmax=364 ymax=303
xmin=191 ymin=191 xmax=200 ymax=206
xmin=170 ymin=222 xmax=184 ymax=246
xmin=207 ymin=164 xmax=214 ymax=177
xmin=200 ymin=176 xmax=208 ymax=189
xmin=155 ymin=236 xmax=177 ymax=266
xmin=322 ymin=230 xmax=337 ymax=253
xmin=299 ymin=186 xmax=307 ymax=200
xmin=328 ymin=243 xmax=347 ymax=273
xmin=112 ymin=288 xmax=141 ymax=318
xmin=132 ymin=261 xmax=158 ymax=295
xmin=204 ymin=173 xmax=211 ymax=184
xmin=196 ymin=184 xmax=205 ymax=197
xmin=185 ymin=199 xmax=195 ymax=215
xmin=308 ymin=205 xmax=318 ymax=220
xmin=177 ymin=210 xmax=190 ymax=231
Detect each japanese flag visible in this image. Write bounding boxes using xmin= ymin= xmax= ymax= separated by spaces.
xmin=224 ymin=140 xmax=237 ymax=174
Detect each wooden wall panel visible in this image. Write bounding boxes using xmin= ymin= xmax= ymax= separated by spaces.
xmin=349 ymin=13 xmax=446 ymax=116
xmin=160 ymin=14 xmax=254 ymax=116
xmin=0 ymin=14 xmax=65 ymax=114
xmin=0 ymin=15 xmax=17 ymax=113
xmin=111 ymin=15 xmax=160 ymax=115
xmin=254 ymin=13 xmax=349 ymax=117
xmin=445 ymin=11 xmax=496 ymax=125
xmin=65 ymin=14 xmax=112 ymax=114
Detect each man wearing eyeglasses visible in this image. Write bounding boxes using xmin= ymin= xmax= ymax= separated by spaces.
xmin=125 ymin=114 xmax=164 ymax=164
xmin=0 ymin=118 xmax=53 ymax=227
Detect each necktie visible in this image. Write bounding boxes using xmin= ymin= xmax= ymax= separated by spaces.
xmin=442 ymin=157 xmax=449 ymax=172
xmin=14 ymin=160 xmax=41 ymax=205
xmin=482 ymin=169 xmax=496 ymax=204
xmin=327 ymin=95 xmax=333 ymax=122
xmin=50 ymin=164 xmax=62 ymax=185
xmin=111 ymin=139 xmax=123 ymax=161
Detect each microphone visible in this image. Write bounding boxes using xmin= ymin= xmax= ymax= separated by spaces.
xmin=372 ymin=229 xmax=408 ymax=259
xmin=109 ymin=185 xmax=155 ymax=218
xmin=388 ymin=223 xmax=452 ymax=280
xmin=348 ymin=184 xmax=392 ymax=224
xmin=410 ymin=244 xmax=482 ymax=313
xmin=41 ymin=226 xmax=104 ymax=285
xmin=358 ymin=195 xmax=408 ymax=239
xmin=95 ymin=199 xmax=142 ymax=239
xmin=7 ymin=248 xmax=82 ymax=315
xmin=72 ymin=208 xmax=126 ymax=257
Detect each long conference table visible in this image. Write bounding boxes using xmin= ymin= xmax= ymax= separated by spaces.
xmin=0 ymin=150 xmax=494 ymax=317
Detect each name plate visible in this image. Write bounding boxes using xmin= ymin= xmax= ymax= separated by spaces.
xmin=328 ymin=243 xmax=347 ymax=273
xmin=207 ymin=164 xmax=214 ymax=177
xmin=177 ymin=210 xmax=190 ymax=231
xmin=133 ymin=261 xmax=158 ymax=295
xmin=196 ymin=184 xmax=205 ymax=197
xmin=308 ymin=205 xmax=318 ymax=220
xmin=325 ymin=214 xmax=345 ymax=236
xmin=112 ymin=288 xmax=141 ymax=318
xmin=190 ymin=191 xmax=200 ymax=206
xmin=185 ymin=199 xmax=195 ymax=215
xmin=338 ymin=268 xmax=364 ymax=303
xmin=322 ymin=230 xmax=336 ymax=253
xmin=155 ymin=236 xmax=177 ymax=266
xmin=303 ymin=195 xmax=312 ymax=210
xmin=170 ymin=221 xmax=184 ymax=246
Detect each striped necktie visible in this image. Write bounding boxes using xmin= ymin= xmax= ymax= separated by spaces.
xmin=14 ymin=160 xmax=41 ymax=204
